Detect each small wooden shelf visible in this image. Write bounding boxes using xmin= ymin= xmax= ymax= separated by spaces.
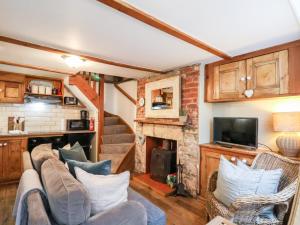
xmin=134 ymin=119 xmax=185 ymax=127
xmin=25 ymin=92 xmax=63 ymax=98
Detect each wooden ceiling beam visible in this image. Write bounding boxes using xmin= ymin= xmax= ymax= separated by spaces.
xmin=0 ymin=60 xmax=74 ymax=75
xmin=0 ymin=36 xmax=162 ymax=73
xmin=97 ymin=0 xmax=231 ymax=60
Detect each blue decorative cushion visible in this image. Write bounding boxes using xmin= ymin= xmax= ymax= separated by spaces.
xmin=214 ymin=156 xmax=282 ymax=208
xmin=237 ymin=160 xmax=282 ymax=220
xmin=59 ymin=142 xmax=87 ymax=162
xmin=67 ymin=160 xmax=112 ymax=177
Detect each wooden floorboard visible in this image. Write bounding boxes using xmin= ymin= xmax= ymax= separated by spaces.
xmin=0 ymin=183 xmax=17 ymax=225
xmin=0 ymin=181 xmax=207 ymax=225
xmin=130 ymin=179 xmax=207 ymax=225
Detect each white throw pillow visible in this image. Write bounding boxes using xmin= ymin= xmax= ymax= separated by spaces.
xmin=75 ymin=167 xmax=130 ymax=215
xmin=214 ymin=156 xmax=282 ymax=207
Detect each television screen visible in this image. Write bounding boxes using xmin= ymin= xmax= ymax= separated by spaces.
xmin=213 ymin=117 xmax=258 ymax=149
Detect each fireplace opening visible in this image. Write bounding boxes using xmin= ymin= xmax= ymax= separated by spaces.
xmin=146 ymin=136 xmax=177 ymax=183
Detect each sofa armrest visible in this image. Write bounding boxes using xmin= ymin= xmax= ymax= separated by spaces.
xmin=84 ymin=201 xmax=147 ymax=225
xmin=23 ymin=151 xmax=33 ymax=171
xmin=27 ymin=191 xmax=51 ymax=225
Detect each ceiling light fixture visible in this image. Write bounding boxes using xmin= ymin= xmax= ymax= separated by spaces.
xmin=289 ymin=0 xmax=300 ymax=25
xmin=61 ymin=55 xmax=86 ymax=68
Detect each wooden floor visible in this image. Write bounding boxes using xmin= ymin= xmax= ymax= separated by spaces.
xmin=0 ymin=183 xmax=17 ymax=225
xmin=130 ymin=179 xmax=207 ymax=225
xmin=0 ymin=181 xmax=207 ymax=225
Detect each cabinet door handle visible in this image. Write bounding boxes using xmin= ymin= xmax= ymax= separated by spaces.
xmin=230 ymin=157 xmax=236 ymax=162
xmin=242 ymin=159 xmax=247 ymax=164
xmin=0 ymin=143 xmax=2 ymax=147
xmin=240 ymin=77 xmax=246 ymax=82
xmin=246 ymin=76 xmax=252 ymax=80
xmin=3 ymin=143 xmax=7 ymax=146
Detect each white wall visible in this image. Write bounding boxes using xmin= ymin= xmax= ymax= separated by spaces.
xmin=104 ymin=81 xmax=137 ymax=129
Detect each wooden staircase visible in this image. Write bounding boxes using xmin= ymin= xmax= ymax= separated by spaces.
xmin=69 ymin=72 xmax=135 ymax=173
xmin=100 ymin=112 xmax=135 ymax=173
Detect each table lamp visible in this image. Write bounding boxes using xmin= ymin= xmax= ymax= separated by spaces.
xmin=273 ymin=112 xmax=300 ymax=157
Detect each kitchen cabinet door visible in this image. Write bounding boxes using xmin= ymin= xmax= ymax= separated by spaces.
xmin=0 ymin=81 xmax=24 ymax=103
xmin=4 ymin=139 xmax=23 ymax=181
xmin=246 ymin=50 xmax=289 ymax=97
xmin=0 ymin=143 xmax=5 ymax=182
xmin=213 ymin=61 xmax=246 ymax=100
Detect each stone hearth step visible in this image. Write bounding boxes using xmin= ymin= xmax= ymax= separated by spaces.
xmin=104 ymin=124 xmax=130 ymax=135
xmin=102 ymin=133 xmax=135 ymax=144
xmin=104 ymin=116 xmax=119 ymax=126
xmin=99 ymin=153 xmax=125 ymax=173
xmin=101 ymin=143 xmax=134 ymax=154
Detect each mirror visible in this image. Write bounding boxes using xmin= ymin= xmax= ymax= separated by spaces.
xmin=151 ymin=87 xmax=173 ymax=110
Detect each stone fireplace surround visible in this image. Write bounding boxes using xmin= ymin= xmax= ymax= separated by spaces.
xmin=135 ymin=65 xmax=200 ymax=196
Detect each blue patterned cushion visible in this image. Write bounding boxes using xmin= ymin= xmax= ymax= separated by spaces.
xmin=67 ymin=160 xmax=111 ymax=177
xmin=237 ymin=160 xmax=282 ymax=220
xmin=214 ymin=156 xmax=282 ymax=208
xmin=59 ymin=142 xmax=87 ymax=162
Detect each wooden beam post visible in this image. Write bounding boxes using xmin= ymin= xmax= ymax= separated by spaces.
xmin=97 ymin=0 xmax=231 ymax=60
xmin=98 ymin=74 xmax=105 ymax=160
xmin=0 ymin=36 xmax=162 ymax=73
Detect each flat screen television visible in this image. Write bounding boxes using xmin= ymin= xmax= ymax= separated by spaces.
xmin=213 ymin=117 xmax=258 ymax=149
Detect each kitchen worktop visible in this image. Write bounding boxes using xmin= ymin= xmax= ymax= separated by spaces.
xmin=0 ymin=130 xmax=96 ymax=138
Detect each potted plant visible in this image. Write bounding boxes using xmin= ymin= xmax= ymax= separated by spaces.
xmin=179 ymin=108 xmax=188 ymax=123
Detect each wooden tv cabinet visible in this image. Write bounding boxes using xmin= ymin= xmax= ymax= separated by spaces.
xmin=199 ymin=143 xmax=262 ymax=199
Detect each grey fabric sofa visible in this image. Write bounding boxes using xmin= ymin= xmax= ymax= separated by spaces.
xmin=22 ymin=151 xmax=166 ymax=225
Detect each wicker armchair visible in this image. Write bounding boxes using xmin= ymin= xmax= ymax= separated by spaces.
xmin=206 ymin=152 xmax=300 ymax=225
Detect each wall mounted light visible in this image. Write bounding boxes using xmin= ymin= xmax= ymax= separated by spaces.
xmin=62 ymin=55 xmax=86 ymax=68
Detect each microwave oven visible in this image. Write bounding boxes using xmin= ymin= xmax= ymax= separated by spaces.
xmin=67 ymin=119 xmax=90 ymax=131
xmin=64 ymin=97 xmax=78 ymax=105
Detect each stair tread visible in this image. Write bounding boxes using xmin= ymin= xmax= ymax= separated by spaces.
xmin=101 ymin=143 xmax=134 ymax=154
xmin=102 ymin=133 xmax=135 ymax=137
xmin=99 ymin=153 xmax=125 ymax=173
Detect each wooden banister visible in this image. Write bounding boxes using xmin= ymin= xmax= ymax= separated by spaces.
xmin=98 ymin=74 xmax=104 ymax=158
xmin=69 ymin=75 xmax=100 ymax=108
xmin=114 ymin=84 xmax=137 ymax=104
xmin=69 ymin=74 xmax=104 ymax=161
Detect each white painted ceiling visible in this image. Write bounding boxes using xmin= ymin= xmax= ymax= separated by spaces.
xmin=0 ymin=0 xmax=299 ymax=78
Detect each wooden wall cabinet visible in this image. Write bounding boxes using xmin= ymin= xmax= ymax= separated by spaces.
xmin=206 ymin=40 xmax=300 ymax=102
xmin=0 ymin=73 xmax=25 ymax=103
xmin=0 ymin=137 xmax=26 ymax=183
xmin=199 ymin=144 xmax=258 ymax=199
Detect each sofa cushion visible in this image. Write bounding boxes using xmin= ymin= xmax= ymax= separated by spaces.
xmin=31 ymin=144 xmax=55 ymax=174
xmin=41 ymin=158 xmax=91 ymax=225
xmin=75 ymin=167 xmax=129 ymax=215
xmin=128 ymin=188 xmax=166 ymax=225
xmin=67 ymin=159 xmax=111 ymax=177
xmin=59 ymin=142 xmax=87 ymax=162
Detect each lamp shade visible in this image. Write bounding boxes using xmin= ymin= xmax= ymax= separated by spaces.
xmin=273 ymin=112 xmax=300 ymax=132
